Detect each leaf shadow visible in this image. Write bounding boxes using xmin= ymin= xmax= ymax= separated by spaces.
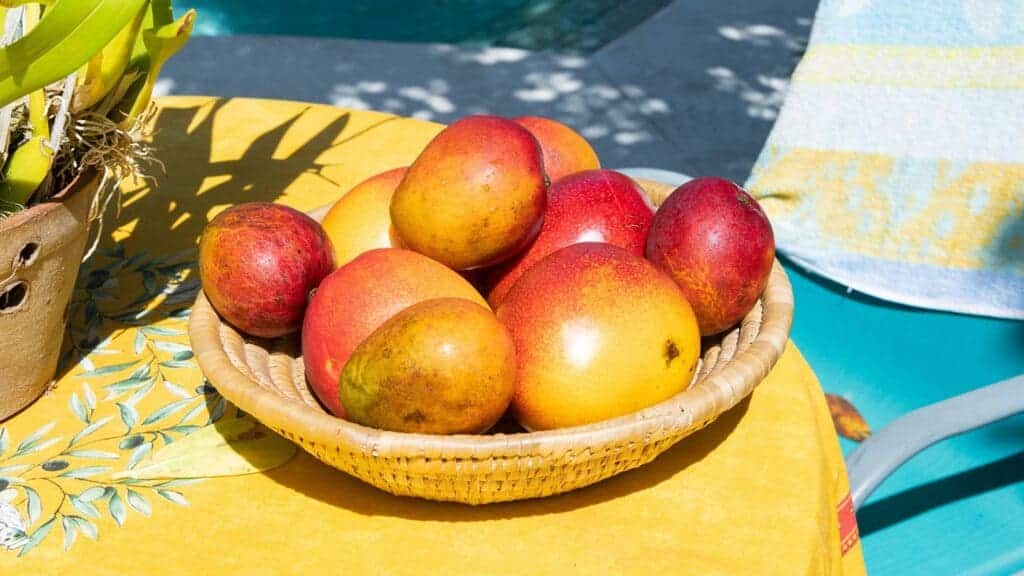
xmin=262 ymin=397 xmax=750 ymax=521
xmin=58 ymin=98 xmax=353 ymax=380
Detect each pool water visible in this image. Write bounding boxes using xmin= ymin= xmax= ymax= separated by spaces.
xmin=786 ymin=262 xmax=1024 ymax=576
xmin=179 ymin=0 xmax=671 ymax=53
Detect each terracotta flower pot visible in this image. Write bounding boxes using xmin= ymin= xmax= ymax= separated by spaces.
xmin=0 ymin=172 xmax=99 ymax=420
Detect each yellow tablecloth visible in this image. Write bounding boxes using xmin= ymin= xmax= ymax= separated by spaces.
xmin=0 ymin=97 xmax=865 ymax=575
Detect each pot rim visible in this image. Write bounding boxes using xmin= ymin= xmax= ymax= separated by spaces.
xmin=0 ymin=169 xmax=98 ymax=233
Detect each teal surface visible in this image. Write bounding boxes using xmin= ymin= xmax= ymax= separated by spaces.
xmin=784 ymin=258 xmax=1024 ymax=576
xmin=178 ymin=0 xmax=670 ymax=53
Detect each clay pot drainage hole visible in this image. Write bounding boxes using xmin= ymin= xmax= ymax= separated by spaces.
xmin=0 ymin=281 xmax=28 ymax=314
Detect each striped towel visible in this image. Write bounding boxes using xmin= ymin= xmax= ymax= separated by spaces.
xmin=746 ymin=0 xmax=1024 ymax=319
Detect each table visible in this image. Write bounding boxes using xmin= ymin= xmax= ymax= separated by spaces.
xmin=0 ymin=97 xmax=865 ymax=575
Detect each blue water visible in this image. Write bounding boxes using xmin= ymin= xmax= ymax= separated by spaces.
xmin=178 ymin=0 xmax=671 ymax=53
xmin=786 ymin=260 xmax=1024 ymax=576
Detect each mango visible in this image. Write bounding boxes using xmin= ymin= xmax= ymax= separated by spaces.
xmin=390 ymin=115 xmax=547 ymax=270
xmin=198 ymin=203 xmax=334 ymax=338
xmin=485 ymin=169 xmax=652 ymax=307
xmin=646 ymin=177 xmax=775 ymax=335
xmin=321 ymin=167 xmax=407 ymax=267
xmin=340 ymin=298 xmax=516 ymax=434
xmin=301 ymin=248 xmax=488 ymax=417
xmin=514 ymin=116 xmax=600 ymax=182
xmin=497 ymin=242 xmax=700 ymax=431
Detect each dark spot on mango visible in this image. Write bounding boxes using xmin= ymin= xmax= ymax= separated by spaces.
xmin=234 ymin=427 xmax=266 ymax=441
xmin=403 ymin=410 xmax=426 ymax=424
xmin=663 ymin=339 xmax=680 ymax=367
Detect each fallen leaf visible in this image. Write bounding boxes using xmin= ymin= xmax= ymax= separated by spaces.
xmin=826 ymin=394 xmax=872 ymax=441
xmin=112 ymin=417 xmax=296 ymax=480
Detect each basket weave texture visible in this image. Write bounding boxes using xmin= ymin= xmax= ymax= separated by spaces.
xmin=188 ymin=179 xmax=794 ymax=504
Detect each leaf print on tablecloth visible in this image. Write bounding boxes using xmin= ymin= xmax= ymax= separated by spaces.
xmin=0 ymin=247 xmax=296 ymax=556
xmin=113 ymin=417 xmax=296 ymax=481
xmin=0 ymin=489 xmax=27 ymax=551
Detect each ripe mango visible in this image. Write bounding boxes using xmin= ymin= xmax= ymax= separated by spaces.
xmin=340 ymin=298 xmax=516 ymax=434
xmin=390 ymin=115 xmax=547 ymax=270
xmin=513 ymin=116 xmax=600 ymax=183
xmin=497 ymin=243 xmax=700 ymax=431
xmin=301 ymin=249 xmax=487 ymax=417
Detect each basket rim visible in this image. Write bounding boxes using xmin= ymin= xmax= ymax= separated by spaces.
xmin=189 ymin=259 xmax=793 ymax=458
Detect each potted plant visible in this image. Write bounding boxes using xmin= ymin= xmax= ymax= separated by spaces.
xmin=0 ymin=0 xmax=194 ymax=420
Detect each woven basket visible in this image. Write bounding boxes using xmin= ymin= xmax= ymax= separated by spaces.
xmin=188 ymin=179 xmax=794 ymax=504
xmin=0 ymin=173 xmax=99 ymax=421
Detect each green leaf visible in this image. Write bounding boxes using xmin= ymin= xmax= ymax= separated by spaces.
xmin=83 ymin=383 xmax=97 ymax=411
xmin=162 ymin=380 xmax=191 ymax=399
xmin=0 ymin=464 xmax=30 ymax=474
xmin=126 ymin=441 xmax=151 ymax=469
xmin=113 ymin=418 xmax=295 ymax=481
xmin=70 ymin=495 xmax=101 ymax=519
xmin=134 ymin=330 xmax=146 ymax=355
xmin=18 ymin=516 xmax=55 ymax=557
xmin=66 ymin=449 xmax=119 ymax=460
xmin=125 ymin=379 xmax=156 ymax=406
xmin=152 ymin=340 xmax=190 ymax=354
xmin=155 ymin=489 xmax=188 ymax=506
xmin=119 ymin=8 xmax=195 ymax=122
xmin=70 ymin=515 xmax=98 ymax=540
xmin=168 ymin=424 xmax=201 ymax=435
xmin=159 ymin=360 xmax=193 ymax=369
xmin=119 ymin=434 xmax=145 ymax=450
xmin=141 ymin=326 xmax=184 ymax=337
xmin=70 ymin=392 xmax=89 ymax=423
xmin=14 ymin=436 xmax=62 ymax=457
xmin=177 ymin=402 xmax=206 ymax=425
xmin=117 ymin=402 xmax=137 ymax=430
xmin=0 ymin=427 xmax=7 ymax=456
xmin=142 ymin=397 xmax=194 ymax=426
xmin=72 ymin=1 xmax=148 ymax=112
xmin=78 ymin=486 xmax=108 ymax=502
xmin=208 ymin=397 xmax=226 ymax=424
xmin=79 ymin=360 xmax=138 ymax=377
xmin=125 ymin=489 xmax=151 ymax=516
xmin=0 ymin=0 xmax=149 ymax=108
xmin=129 ymin=364 xmax=152 ymax=380
xmin=69 ymin=416 xmax=113 ymax=446
xmin=103 ymin=376 xmax=153 ymax=398
xmin=16 ymin=421 xmax=55 ymax=452
xmin=108 ymin=489 xmax=126 ymax=525
xmin=23 ymin=485 xmax=41 ymax=524
xmin=172 ymin=350 xmax=194 ymax=362
xmin=0 ymin=129 xmax=52 ymax=205
xmin=61 ymin=515 xmax=78 ymax=551
xmin=59 ymin=466 xmax=111 ymax=479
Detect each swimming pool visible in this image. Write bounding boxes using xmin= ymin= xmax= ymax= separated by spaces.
xmin=179 ymin=0 xmax=672 ymax=53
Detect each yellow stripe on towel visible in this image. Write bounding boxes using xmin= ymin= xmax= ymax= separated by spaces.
xmin=751 ymin=147 xmax=1024 ymax=271
xmin=794 ymin=45 xmax=1024 ymax=89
